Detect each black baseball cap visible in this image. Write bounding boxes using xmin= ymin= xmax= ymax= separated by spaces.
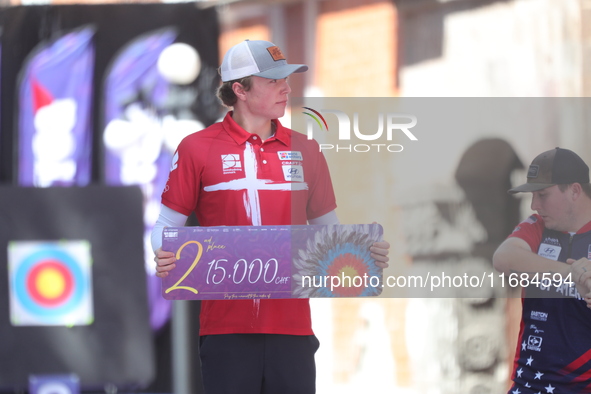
xmin=509 ymin=147 xmax=590 ymax=194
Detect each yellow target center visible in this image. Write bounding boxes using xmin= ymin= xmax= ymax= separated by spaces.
xmin=338 ymin=266 xmax=359 ymax=287
xmin=36 ymin=268 xmax=66 ymax=299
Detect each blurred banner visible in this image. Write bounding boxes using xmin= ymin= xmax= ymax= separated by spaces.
xmin=102 ymin=27 xmax=190 ymax=332
xmin=17 ymin=26 xmax=95 ymax=187
xmin=103 ymin=28 xmax=177 ymax=190
xmin=0 ymin=3 xmax=221 ymax=183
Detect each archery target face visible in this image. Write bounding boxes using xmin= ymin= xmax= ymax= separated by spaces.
xmin=8 ymin=240 xmax=93 ymax=326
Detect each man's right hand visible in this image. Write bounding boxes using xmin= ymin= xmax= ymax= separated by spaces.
xmin=154 ymin=247 xmax=177 ymax=278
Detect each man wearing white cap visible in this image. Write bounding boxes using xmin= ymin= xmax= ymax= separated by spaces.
xmin=493 ymin=147 xmax=591 ymax=393
xmin=152 ymin=40 xmax=390 ymax=393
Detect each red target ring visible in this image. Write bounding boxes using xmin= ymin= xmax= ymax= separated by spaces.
xmin=326 ymin=253 xmax=369 ymax=297
xmin=26 ymin=260 xmax=74 ymax=308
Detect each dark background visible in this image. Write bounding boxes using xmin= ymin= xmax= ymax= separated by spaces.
xmin=0 ymin=4 xmax=219 ymax=392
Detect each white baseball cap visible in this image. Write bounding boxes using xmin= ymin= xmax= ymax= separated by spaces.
xmin=219 ymin=40 xmax=308 ymax=82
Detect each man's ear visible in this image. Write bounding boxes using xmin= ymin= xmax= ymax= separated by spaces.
xmin=232 ymin=82 xmax=247 ymax=101
xmin=571 ymin=183 xmax=583 ymax=200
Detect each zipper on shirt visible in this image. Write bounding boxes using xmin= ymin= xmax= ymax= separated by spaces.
xmin=567 ymin=233 xmax=574 ymax=259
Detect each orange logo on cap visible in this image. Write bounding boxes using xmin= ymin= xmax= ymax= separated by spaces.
xmin=267 ymin=46 xmax=286 ymax=61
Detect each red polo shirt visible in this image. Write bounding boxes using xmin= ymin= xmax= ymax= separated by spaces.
xmin=161 ymin=112 xmax=337 ymax=335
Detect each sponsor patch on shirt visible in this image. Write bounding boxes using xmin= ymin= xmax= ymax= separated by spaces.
xmin=282 ymin=165 xmax=304 ymax=182
xmin=512 ymin=215 xmax=539 ymax=233
xmin=530 ymin=310 xmax=548 ymax=322
xmin=529 ymin=324 xmax=544 ymax=334
xmin=541 ymin=236 xmax=560 ymax=246
xmin=527 ymin=335 xmax=543 ymax=352
xmin=278 ymin=151 xmax=303 ymax=161
xmin=221 ymin=154 xmax=242 ymax=174
xmin=524 ymin=215 xmax=538 ymax=224
xmin=538 ymin=243 xmax=561 ymax=261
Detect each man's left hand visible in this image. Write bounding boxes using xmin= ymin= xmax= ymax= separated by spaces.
xmin=568 ymin=257 xmax=591 ymax=308
xmin=370 ymin=241 xmax=390 ymax=269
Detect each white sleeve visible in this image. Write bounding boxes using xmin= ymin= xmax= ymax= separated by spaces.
xmin=308 ymin=210 xmax=340 ymax=225
xmin=150 ymin=204 xmax=189 ymax=252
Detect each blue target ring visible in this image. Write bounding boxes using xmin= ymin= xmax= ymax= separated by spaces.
xmin=14 ymin=245 xmax=87 ymax=320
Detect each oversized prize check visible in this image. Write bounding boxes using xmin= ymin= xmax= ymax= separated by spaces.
xmin=161 ymin=224 xmax=384 ymax=300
